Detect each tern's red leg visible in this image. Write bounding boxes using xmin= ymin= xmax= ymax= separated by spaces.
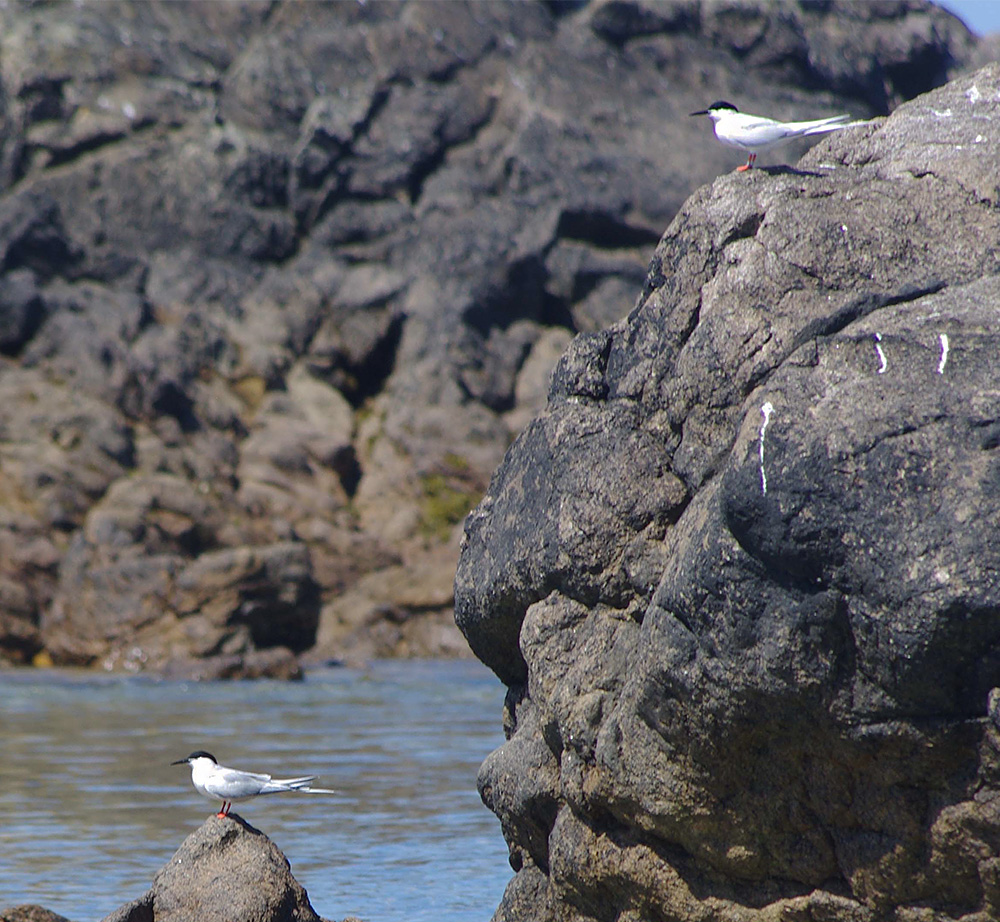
xmin=737 ymin=152 xmax=756 ymax=172
xmin=216 ymin=801 xmax=230 ymax=817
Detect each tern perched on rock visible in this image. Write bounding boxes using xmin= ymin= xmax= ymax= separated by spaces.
xmin=172 ymin=750 xmax=336 ymax=817
xmin=689 ymin=101 xmax=853 ymax=171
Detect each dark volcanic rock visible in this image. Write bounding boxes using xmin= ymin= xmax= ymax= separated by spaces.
xmin=0 ymin=0 xmax=979 ymax=672
xmin=456 ymin=64 xmax=1000 ymax=921
xmin=98 ymin=814 xmax=326 ymax=922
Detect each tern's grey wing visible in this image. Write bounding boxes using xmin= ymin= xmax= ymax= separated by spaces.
xmin=267 ymin=776 xmax=336 ymax=795
xmin=204 ymin=766 xmax=273 ymax=799
xmin=717 ymin=113 xmax=851 ymax=152
xmin=260 ymin=775 xmax=317 ymax=793
xmin=790 ymin=114 xmax=851 ymax=135
xmin=736 ymin=121 xmax=806 ymax=147
xmin=713 ymin=115 xmax=796 ymax=151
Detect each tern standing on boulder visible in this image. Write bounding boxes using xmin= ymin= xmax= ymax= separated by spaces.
xmin=172 ymin=750 xmax=336 ymax=817
xmin=690 ymin=101 xmax=853 ymax=171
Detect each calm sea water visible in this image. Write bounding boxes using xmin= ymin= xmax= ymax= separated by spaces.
xmin=0 ymin=659 xmax=512 ymax=921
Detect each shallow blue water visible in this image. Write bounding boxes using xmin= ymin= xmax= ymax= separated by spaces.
xmin=0 ymin=660 xmax=511 ymax=921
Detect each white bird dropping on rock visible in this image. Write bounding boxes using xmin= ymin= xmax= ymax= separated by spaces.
xmin=759 ymin=401 xmax=774 ymax=496
xmin=938 ymin=333 xmax=949 ymax=374
xmin=873 ymin=332 xmax=887 ymax=374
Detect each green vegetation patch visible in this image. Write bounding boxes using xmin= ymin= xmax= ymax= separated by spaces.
xmin=418 ymin=470 xmax=480 ymax=540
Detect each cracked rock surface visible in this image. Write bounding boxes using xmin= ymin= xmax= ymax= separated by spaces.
xmin=456 ymin=63 xmax=1000 ymax=921
xmin=1 ymin=0 xmax=973 ymax=675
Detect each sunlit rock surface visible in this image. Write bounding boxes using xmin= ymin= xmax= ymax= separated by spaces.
xmin=0 ymin=0 xmax=977 ymax=674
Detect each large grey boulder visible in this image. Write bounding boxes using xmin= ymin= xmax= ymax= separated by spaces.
xmin=456 ymin=63 xmax=1000 ymax=922
xmin=100 ymin=815 xmax=327 ymax=922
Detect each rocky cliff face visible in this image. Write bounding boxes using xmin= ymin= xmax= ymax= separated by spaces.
xmin=456 ymin=63 xmax=1000 ymax=922
xmin=0 ymin=0 xmax=978 ymax=675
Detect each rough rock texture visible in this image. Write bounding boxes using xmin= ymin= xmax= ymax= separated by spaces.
xmin=0 ymin=0 xmax=978 ymax=675
xmin=99 ymin=814 xmax=328 ymax=922
xmin=456 ymin=64 xmax=1000 ymax=922
xmin=0 ymin=909 xmax=72 ymax=922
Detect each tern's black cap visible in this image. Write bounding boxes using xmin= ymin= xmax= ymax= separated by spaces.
xmin=171 ymin=750 xmax=217 ymax=765
xmin=690 ymin=100 xmax=739 ymax=116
